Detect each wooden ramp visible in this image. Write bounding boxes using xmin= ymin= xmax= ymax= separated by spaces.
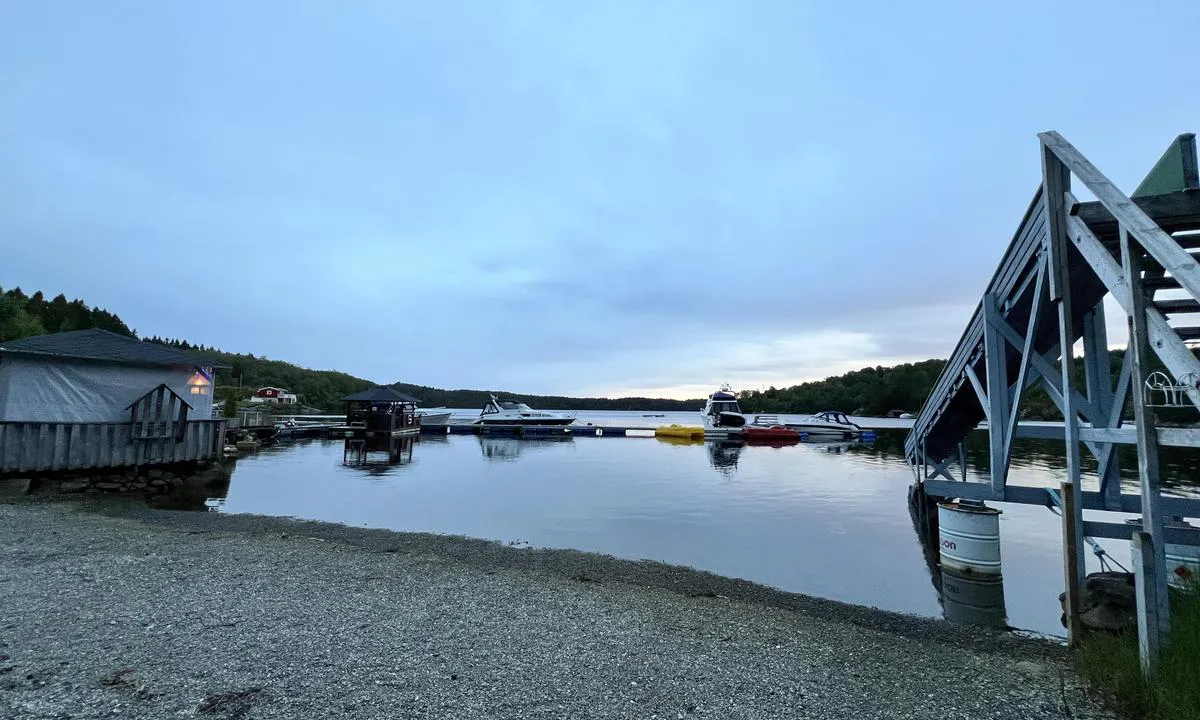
xmin=903 ymin=130 xmax=1200 ymax=668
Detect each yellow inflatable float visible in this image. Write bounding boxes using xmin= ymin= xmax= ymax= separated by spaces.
xmin=654 ymin=424 xmax=705 ymax=440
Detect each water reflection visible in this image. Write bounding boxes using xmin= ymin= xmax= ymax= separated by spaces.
xmin=184 ymin=417 xmax=1192 ymax=637
xmin=906 ymin=482 xmax=1009 ymax=629
xmin=940 ymin=568 xmax=1007 ymax=628
xmin=706 ymin=440 xmax=743 ymax=476
xmin=479 ymin=436 xmax=574 ymax=461
xmin=145 ymin=462 xmax=234 ymax=512
xmin=809 ymin=440 xmax=860 ymax=455
xmin=342 ymin=436 xmax=415 ymax=469
xmin=853 ymin=427 xmax=1200 ymax=493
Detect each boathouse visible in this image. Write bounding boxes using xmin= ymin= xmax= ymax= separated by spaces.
xmin=0 ymin=329 xmax=230 ymax=473
xmin=334 ymin=387 xmax=421 ymax=465
xmin=339 ymin=387 xmax=421 ymax=436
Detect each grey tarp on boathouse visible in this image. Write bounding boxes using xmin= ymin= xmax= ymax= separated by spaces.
xmin=0 ymin=329 xmax=227 ymax=423
xmin=0 ymin=355 xmax=208 ymax=422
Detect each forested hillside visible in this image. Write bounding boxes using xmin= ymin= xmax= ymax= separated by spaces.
xmin=137 ymin=338 xmax=705 ymax=412
xmin=0 ymin=286 xmax=133 ymax=340
xmin=737 ymin=360 xmax=948 ymax=416
xmin=737 ymin=355 xmax=1138 ymax=419
xmin=0 ymin=285 xmax=706 ymax=412
xmin=10 ymin=283 xmax=1175 ymax=421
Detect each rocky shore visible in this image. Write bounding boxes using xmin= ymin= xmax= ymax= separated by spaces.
xmin=0 ymin=499 xmax=1115 ymax=719
xmin=0 ymin=461 xmax=229 ymax=497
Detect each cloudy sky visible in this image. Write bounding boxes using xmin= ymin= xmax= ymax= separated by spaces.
xmin=3 ymin=2 xmax=1198 ymax=398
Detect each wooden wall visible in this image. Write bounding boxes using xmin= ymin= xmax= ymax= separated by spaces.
xmin=0 ymin=419 xmax=228 ymax=474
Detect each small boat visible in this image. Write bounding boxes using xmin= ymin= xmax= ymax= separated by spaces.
xmin=787 ymin=410 xmax=863 ymax=438
xmin=899 ymin=412 xmax=915 ymax=420
xmin=655 ymin=424 xmax=705 ymax=440
xmin=742 ymin=425 xmax=801 ymax=443
xmin=474 ymin=395 xmax=575 ymax=426
xmin=701 ymin=384 xmax=747 ymax=432
xmin=415 ymin=408 xmax=454 ymax=426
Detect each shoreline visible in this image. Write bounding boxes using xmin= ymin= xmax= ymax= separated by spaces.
xmin=2 ymin=498 xmax=1111 ymax=719
xmin=92 ymin=498 xmax=1039 ymax=647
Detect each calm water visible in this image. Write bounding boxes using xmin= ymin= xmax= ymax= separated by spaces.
xmin=200 ymin=411 xmax=1199 ymax=638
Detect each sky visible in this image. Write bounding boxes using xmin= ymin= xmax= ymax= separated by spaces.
xmin=2 ymin=1 xmax=1199 ymax=398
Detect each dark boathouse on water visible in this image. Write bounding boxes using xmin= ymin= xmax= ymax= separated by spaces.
xmin=334 ymin=387 xmax=421 ymax=465
xmin=337 ymin=387 xmax=421 ymax=438
xmin=0 ymin=329 xmax=230 ymax=474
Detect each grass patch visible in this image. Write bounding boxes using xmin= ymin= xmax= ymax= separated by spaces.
xmin=1077 ymin=582 xmax=1200 ymax=719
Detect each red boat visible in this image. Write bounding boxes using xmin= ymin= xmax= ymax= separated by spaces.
xmin=741 ymin=425 xmax=801 ymax=444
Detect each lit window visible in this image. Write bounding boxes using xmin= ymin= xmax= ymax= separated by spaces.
xmin=187 ymin=369 xmax=212 ymax=397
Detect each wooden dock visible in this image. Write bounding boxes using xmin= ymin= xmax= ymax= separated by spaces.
xmin=903 ymin=130 xmax=1200 ymax=670
xmin=0 ymin=419 xmax=228 ymax=474
xmin=331 ymin=425 xmax=420 ymax=439
xmin=441 ymin=423 xmax=642 ymax=437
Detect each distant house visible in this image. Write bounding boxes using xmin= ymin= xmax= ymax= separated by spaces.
xmin=0 ymin=329 xmax=231 ymax=472
xmin=250 ymin=387 xmax=297 ymax=405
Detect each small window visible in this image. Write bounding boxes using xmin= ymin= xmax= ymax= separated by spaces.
xmin=187 ymin=369 xmax=212 ymax=396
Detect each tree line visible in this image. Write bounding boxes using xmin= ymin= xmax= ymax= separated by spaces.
xmin=737 ymin=356 xmax=1115 ymax=420
xmin=738 ymin=360 xmax=949 ymax=416
xmin=0 ymin=286 xmax=133 ymax=342
xmin=138 ymin=340 xmax=704 ymax=413
xmin=10 ymin=284 xmax=1195 ymax=420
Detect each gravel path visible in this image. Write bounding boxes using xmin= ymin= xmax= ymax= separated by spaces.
xmin=0 ymin=499 xmax=1115 ymax=719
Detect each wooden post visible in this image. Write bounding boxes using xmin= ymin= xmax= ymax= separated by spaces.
xmin=982 ymin=294 xmax=1010 ymax=495
xmin=1082 ymin=305 xmax=1121 ymax=509
xmin=1121 ymin=227 xmax=1172 ymax=669
xmin=1042 ymin=143 xmax=1088 ymax=600
xmin=1132 ymin=532 xmax=1162 ymax=676
xmin=1061 ymin=480 xmax=1083 ymax=645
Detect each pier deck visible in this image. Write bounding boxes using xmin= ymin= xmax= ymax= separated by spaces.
xmin=904 ymin=130 xmax=1200 ymax=665
xmin=331 ymin=425 xmax=420 ymax=439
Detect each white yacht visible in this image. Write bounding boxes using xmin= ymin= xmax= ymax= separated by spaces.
xmin=415 ymin=408 xmax=454 ymax=427
xmin=787 ymin=410 xmax=863 ymax=438
xmin=474 ymin=395 xmax=575 ymax=426
xmin=701 ymin=384 xmax=747 ymax=432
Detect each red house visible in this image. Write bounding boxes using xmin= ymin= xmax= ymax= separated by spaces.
xmin=249 ymin=386 xmax=297 ymax=405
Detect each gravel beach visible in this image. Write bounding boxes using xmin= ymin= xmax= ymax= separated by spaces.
xmin=1 ymin=499 xmax=1114 ymax=719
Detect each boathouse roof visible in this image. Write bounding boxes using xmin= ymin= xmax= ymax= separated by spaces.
xmin=0 ymin=329 xmax=230 ymax=368
xmin=342 ymin=387 xmax=421 ymax=403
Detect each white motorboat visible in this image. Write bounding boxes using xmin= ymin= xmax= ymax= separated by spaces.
xmin=787 ymin=410 xmax=863 ymax=438
xmin=415 ymin=408 xmax=453 ymax=426
xmin=474 ymin=395 xmax=575 ymax=426
xmin=701 ymin=384 xmax=747 ymax=432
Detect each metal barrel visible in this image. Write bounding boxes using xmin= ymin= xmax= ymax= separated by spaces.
xmin=940 ymin=566 xmax=1007 ymax=628
xmin=937 ymin=501 xmax=1003 ymax=576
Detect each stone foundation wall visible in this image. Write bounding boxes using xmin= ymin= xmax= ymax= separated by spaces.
xmin=0 ymin=462 xmax=230 ymax=498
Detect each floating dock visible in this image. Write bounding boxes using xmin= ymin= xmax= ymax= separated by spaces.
xmin=332 ymin=425 xmax=420 ymax=439
xmin=430 ymin=422 xmax=874 ymax=442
